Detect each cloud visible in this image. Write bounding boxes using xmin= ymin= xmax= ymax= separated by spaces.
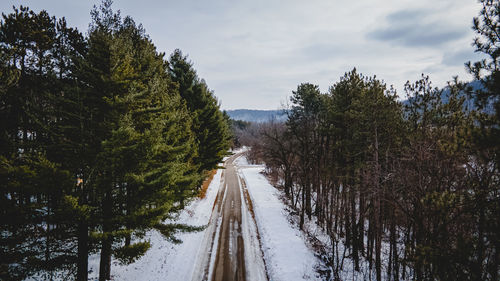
xmin=385 ymin=9 xmax=427 ymax=23
xmin=1 ymin=0 xmax=479 ymax=109
xmin=442 ymin=48 xmax=485 ymax=66
xmin=298 ymin=42 xmax=346 ymax=61
xmin=367 ymin=9 xmax=467 ymax=48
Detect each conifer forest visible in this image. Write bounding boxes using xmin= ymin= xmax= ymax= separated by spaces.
xmin=0 ymin=1 xmax=232 ymax=280
xmin=1 ymin=0 xmax=499 ymax=281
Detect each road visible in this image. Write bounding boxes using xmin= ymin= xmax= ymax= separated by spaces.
xmin=191 ymin=153 xmax=268 ymax=281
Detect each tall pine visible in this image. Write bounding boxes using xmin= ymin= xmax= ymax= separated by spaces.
xmin=168 ymin=50 xmax=231 ymax=181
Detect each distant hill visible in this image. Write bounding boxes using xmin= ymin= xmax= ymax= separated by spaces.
xmin=228 ymin=81 xmax=494 ymax=123
xmin=226 ymin=109 xmax=287 ymax=123
xmin=402 ymin=80 xmax=495 ymax=114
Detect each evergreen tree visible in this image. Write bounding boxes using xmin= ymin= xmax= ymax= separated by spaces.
xmin=168 ymin=50 xmax=231 ymax=180
xmin=0 ymin=6 xmax=85 ymax=280
xmin=286 ymin=83 xmax=323 ymax=227
xmin=1 ymin=2 xmax=225 ymax=280
xmin=466 ymin=1 xmax=500 ymax=278
xmin=76 ymin=2 xmax=202 ymax=279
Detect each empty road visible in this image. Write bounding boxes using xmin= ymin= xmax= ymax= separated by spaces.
xmin=191 ymin=153 xmax=267 ymax=281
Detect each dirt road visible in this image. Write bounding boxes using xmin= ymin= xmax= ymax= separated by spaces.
xmin=191 ymin=153 xmax=267 ymax=281
xmin=211 ymin=154 xmax=246 ymax=281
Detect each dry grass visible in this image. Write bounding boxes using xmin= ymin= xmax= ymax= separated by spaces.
xmin=198 ymin=169 xmax=217 ymax=199
xmin=239 ymin=177 xmax=255 ymax=220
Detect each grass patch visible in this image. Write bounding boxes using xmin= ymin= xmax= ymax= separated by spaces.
xmin=198 ymin=169 xmax=217 ymax=199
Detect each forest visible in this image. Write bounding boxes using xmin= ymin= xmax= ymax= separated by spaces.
xmin=1 ymin=0 xmax=499 ymax=280
xmin=241 ymin=0 xmax=500 ymax=280
xmin=0 ymin=1 xmax=232 ymax=280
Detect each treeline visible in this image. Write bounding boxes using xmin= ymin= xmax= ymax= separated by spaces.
xmin=247 ymin=1 xmax=499 ymax=280
xmin=0 ymin=1 xmax=231 ymax=281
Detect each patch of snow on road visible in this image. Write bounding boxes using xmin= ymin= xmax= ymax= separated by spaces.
xmin=88 ymin=168 xmax=223 ymax=281
xmin=206 ymin=216 xmax=223 ymax=280
xmin=236 ymin=158 xmax=321 ymax=281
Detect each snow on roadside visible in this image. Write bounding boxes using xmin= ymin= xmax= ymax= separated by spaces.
xmin=238 ymin=171 xmax=268 ymax=281
xmin=236 ymin=157 xmax=322 ymax=281
xmin=88 ymin=168 xmax=223 ymax=281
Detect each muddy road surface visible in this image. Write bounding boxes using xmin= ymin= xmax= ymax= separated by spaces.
xmin=211 ymin=155 xmax=246 ymax=281
xmin=191 ymin=153 xmax=267 ymax=281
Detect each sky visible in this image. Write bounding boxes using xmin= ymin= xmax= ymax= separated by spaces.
xmin=1 ymin=0 xmax=485 ymax=110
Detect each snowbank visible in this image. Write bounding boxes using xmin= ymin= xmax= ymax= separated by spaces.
xmin=88 ymin=168 xmax=223 ymax=281
xmin=237 ymin=159 xmax=321 ymax=281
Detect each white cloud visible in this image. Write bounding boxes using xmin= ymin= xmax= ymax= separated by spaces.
xmin=1 ymin=0 xmax=485 ymax=109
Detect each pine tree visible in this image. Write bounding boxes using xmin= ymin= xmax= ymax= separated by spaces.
xmin=286 ymin=83 xmax=323 ymax=228
xmin=168 ymin=50 xmax=231 ymax=180
xmin=0 ymin=6 xmax=85 ymax=280
xmin=76 ymin=2 xmax=204 ymax=279
xmin=1 ymin=2 xmax=233 ymax=280
xmin=466 ymin=1 xmax=500 ymax=278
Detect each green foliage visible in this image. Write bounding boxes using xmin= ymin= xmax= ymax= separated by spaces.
xmin=0 ymin=6 xmax=87 ymax=279
xmin=113 ymin=241 xmax=151 ymax=265
xmin=230 ymin=118 xmax=251 ymax=147
xmin=155 ymin=223 xmax=205 ymax=244
xmin=231 ymin=119 xmax=252 ymax=131
xmin=0 ymin=153 xmax=75 ymax=280
xmin=256 ymin=63 xmax=499 ymax=280
xmin=0 ymin=2 xmax=230 ymax=280
xmin=467 ymin=0 xmax=500 ymax=162
xmin=168 ymin=50 xmax=232 ymax=175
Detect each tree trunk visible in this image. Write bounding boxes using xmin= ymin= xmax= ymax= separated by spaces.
xmin=390 ymin=212 xmax=399 ymax=281
xmin=300 ymin=183 xmax=305 ymax=230
xmin=475 ymin=205 xmax=484 ymax=280
xmin=284 ymin=166 xmax=291 ymax=198
xmin=305 ymin=178 xmax=312 ymax=220
xmin=77 ymin=179 xmax=89 ymax=281
xmin=350 ymin=179 xmax=360 ymax=271
xmin=99 ymin=190 xmax=113 ymax=281
xmin=125 ymin=185 xmax=132 ymax=247
xmin=374 ymin=125 xmax=382 ymax=281
xmin=77 ymin=221 xmax=89 ymax=281
xmin=99 ymin=236 xmax=112 ymax=281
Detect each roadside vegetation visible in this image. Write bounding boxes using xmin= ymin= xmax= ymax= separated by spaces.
xmin=0 ymin=1 xmax=231 ymax=280
xmin=243 ymin=1 xmax=499 ymax=280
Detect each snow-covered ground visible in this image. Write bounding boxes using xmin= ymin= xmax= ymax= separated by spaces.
xmin=235 ymin=156 xmax=322 ymax=281
xmin=76 ymin=150 xmax=323 ymax=281
xmin=238 ymin=166 xmax=268 ymax=281
xmin=236 ymin=154 xmax=396 ymax=281
xmin=88 ymin=168 xmax=223 ymax=281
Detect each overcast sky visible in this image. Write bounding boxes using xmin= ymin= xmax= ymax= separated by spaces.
xmin=1 ymin=0 xmax=485 ymax=110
